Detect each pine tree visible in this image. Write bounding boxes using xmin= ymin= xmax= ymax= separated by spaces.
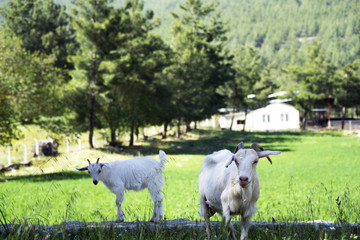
xmin=165 ymin=0 xmax=232 ymax=136
xmin=101 ymin=0 xmax=170 ymax=146
xmin=69 ymin=0 xmax=120 ymax=148
xmin=285 ymin=41 xmax=337 ymax=129
xmin=2 ymin=0 xmax=77 ymax=69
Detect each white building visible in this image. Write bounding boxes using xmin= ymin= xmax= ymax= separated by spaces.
xmin=219 ymin=112 xmax=246 ymax=131
xmin=245 ymin=103 xmax=300 ymax=131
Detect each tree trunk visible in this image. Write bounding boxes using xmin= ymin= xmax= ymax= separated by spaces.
xmin=135 ymin=126 xmax=139 ymax=142
xmin=341 ymin=107 xmax=346 ymax=130
xmin=110 ymin=127 xmax=117 ymax=146
xmin=176 ymin=118 xmax=181 ymax=138
xmin=89 ymin=51 xmax=97 ymax=149
xmin=162 ymin=122 xmax=168 ymax=139
xmin=185 ymin=121 xmax=191 ymax=135
xmin=129 ymin=123 xmax=134 ymax=146
xmin=242 ymin=107 xmax=248 ymax=131
xmin=229 ymin=114 xmax=234 ymax=131
xmin=301 ymin=111 xmax=307 ymax=130
xmin=89 ymin=93 xmax=95 ymax=148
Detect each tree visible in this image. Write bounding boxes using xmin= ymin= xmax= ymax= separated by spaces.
xmin=1 ymin=0 xmax=78 ymax=135
xmin=217 ymin=46 xmax=263 ymax=130
xmin=0 ymin=29 xmax=68 ymax=144
xmin=164 ymin=0 xmax=232 ymax=136
xmin=0 ymin=31 xmax=21 ymax=145
xmin=285 ymin=41 xmax=337 ymax=129
xmin=1 ymin=0 xmax=77 ymax=69
xmin=101 ymin=0 xmax=170 ymax=146
xmin=334 ymin=59 xmax=360 ymax=128
xmin=0 ymin=27 xmax=67 ymax=132
xmin=69 ymin=0 xmax=124 ymax=148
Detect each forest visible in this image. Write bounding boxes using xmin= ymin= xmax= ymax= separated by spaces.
xmin=1 ymin=0 xmax=360 ymax=147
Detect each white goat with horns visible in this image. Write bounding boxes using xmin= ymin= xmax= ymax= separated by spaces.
xmin=76 ymin=150 xmax=167 ymax=223
xmin=198 ymin=142 xmax=281 ymax=240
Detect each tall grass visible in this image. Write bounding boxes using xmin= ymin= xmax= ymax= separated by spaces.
xmin=1 ymin=129 xmax=360 ymax=239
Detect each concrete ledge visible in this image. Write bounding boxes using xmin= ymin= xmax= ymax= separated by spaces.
xmin=1 ymin=218 xmax=359 ymax=235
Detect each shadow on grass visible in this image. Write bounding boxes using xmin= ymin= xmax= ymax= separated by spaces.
xmin=100 ymin=129 xmax=306 ymax=156
xmin=2 ymin=171 xmax=89 ymax=183
xmin=1 ymin=130 xmax=333 ymax=183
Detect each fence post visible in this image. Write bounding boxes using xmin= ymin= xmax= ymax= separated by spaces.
xmin=34 ymin=138 xmax=39 ymax=156
xmin=65 ymin=137 xmax=70 ymax=153
xmin=77 ymin=135 xmax=81 ymax=150
xmin=5 ymin=143 xmax=11 ymax=165
xmin=21 ymin=143 xmax=27 ymax=162
xmin=349 ymin=120 xmax=352 ymax=131
xmin=73 ymin=134 xmax=81 ymax=150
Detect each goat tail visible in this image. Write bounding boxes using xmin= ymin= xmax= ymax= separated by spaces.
xmin=158 ymin=150 xmax=167 ymax=172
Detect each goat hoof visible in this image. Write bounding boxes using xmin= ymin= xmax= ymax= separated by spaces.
xmin=115 ymin=218 xmax=124 ymax=223
xmin=149 ymin=217 xmax=160 ymax=223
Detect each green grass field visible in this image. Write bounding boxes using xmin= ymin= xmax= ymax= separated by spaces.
xmin=1 ymin=128 xmax=360 ymax=238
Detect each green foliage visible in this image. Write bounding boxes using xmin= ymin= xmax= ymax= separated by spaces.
xmin=1 ymin=0 xmax=360 ymax=146
xmin=0 ymin=28 xmax=70 ymax=143
xmin=69 ymin=0 xmax=122 ymax=147
xmin=99 ymin=0 xmax=171 ymax=145
xmin=164 ymin=0 xmax=232 ymax=131
xmin=217 ymin=45 xmax=265 ymax=114
xmin=143 ymin=0 xmax=360 ymax=67
xmin=284 ymin=41 xmax=338 ymax=126
xmin=1 ymin=0 xmax=77 ymax=69
xmin=0 ymin=30 xmax=21 ymax=145
xmin=334 ymin=59 xmax=360 ymax=108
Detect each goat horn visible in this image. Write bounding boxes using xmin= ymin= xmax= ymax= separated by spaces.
xmin=250 ymin=143 xmax=263 ymax=151
xmin=234 ymin=142 xmax=244 ymax=153
xmin=87 ymin=159 xmax=91 ymax=165
xmin=250 ymin=143 xmax=272 ymax=164
xmin=96 ymin=158 xmax=100 ymax=164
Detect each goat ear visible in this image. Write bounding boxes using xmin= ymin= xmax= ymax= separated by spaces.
xmin=258 ymin=151 xmax=281 ymax=164
xmin=100 ymin=163 xmax=111 ymax=169
xmin=234 ymin=142 xmax=244 ymax=153
xmin=76 ymin=166 xmax=88 ymax=171
xmin=225 ymin=155 xmax=236 ymax=168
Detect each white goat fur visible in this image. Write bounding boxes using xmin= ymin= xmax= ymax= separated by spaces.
xmin=76 ymin=150 xmax=167 ymax=222
xmin=198 ymin=145 xmax=280 ymax=240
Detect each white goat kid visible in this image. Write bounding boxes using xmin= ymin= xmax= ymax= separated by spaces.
xmin=198 ymin=142 xmax=281 ymax=240
xmin=76 ymin=150 xmax=167 ymax=223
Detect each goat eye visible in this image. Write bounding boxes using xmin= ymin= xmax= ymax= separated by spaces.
xmin=253 ymin=161 xmax=258 ymax=165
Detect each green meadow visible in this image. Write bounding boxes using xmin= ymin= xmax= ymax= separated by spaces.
xmin=1 ymin=129 xmax=360 ymax=238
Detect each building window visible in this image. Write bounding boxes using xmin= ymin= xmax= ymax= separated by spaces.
xmin=263 ymin=114 xmax=271 ymax=122
xmin=237 ymin=120 xmax=245 ymax=125
xmin=281 ymin=113 xmax=289 ymax=122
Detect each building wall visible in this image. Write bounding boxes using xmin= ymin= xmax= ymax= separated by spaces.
xmin=245 ymin=103 xmax=300 ymax=131
xmin=219 ymin=112 xmax=246 ymax=130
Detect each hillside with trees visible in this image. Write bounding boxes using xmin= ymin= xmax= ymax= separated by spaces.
xmin=140 ymin=0 xmax=360 ymax=67
xmin=1 ymin=0 xmax=359 ymax=147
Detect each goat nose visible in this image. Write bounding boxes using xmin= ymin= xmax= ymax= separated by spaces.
xmin=93 ymin=180 xmax=98 ymax=185
xmin=239 ymin=177 xmax=248 ymax=182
